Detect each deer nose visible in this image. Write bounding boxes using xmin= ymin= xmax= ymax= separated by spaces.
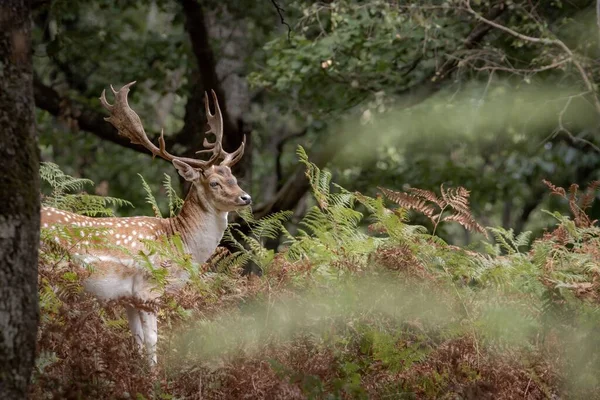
xmin=239 ymin=194 xmax=252 ymax=205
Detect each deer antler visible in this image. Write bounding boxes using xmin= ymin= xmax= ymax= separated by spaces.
xmin=197 ymin=90 xmax=246 ymax=167
xmin=99 ymin=82 xmax=220 ymax=170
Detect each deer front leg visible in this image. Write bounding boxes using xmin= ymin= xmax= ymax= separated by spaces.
xmin=125 ymin=305 xmax=144 ymax=349
xmin=139 ymin=310 xmax=158 ymax=365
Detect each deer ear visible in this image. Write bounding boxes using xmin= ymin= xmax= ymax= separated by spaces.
xmin=173 ymin=160 xmax=201 ymax=182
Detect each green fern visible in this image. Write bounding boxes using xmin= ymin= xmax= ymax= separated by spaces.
xmin=40 ymin=162 xmax=94 ymax=195
xmin=488 ymin=227 xmax=531 ymax=255
xmin=135 ymin=233 xmax=198 ymax=287
xmin=138 ymin=173 xmax=162 ymax=218
xmin=213 ymin=250 xmax=252 ymax=274
xmin=39 ymin=223 xmax=114 ymax=267
xmin=251 ymin=210 xmax=293 ymax=241
xmin=163 ymin=173 xmax=184 ymax=217
xmin=220 ymin=147 xmax=399 ymax=277
xmin=40 ymin=162 xmax=133 ymax=216
xmin=278 ymin=151 xmax=379 ymax=273
xmin=297 ymin=145 xmax=332 ymax=209
xmin=221 ymin=209 xmax=293 ymax=273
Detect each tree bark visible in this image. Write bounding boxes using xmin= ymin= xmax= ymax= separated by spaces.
xmin=0 ymin=1 xmax=40 ymax=398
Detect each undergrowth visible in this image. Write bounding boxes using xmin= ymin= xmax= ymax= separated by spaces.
xmin=31 ymin=149 xmax=600 ymax=399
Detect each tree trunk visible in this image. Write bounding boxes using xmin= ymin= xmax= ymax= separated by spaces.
xmin=0 ymin=1 xmax=40 ymax=398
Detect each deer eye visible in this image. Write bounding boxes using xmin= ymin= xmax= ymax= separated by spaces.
xmin=210 ymin=181 xmax=219 ymax=188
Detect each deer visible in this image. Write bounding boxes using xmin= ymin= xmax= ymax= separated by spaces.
xmin=40 ymin=81 xmax=251 ymax=365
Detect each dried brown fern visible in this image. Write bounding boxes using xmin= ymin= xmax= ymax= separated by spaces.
xmin=440 ymin=185 xmax=471 ymax=216
xmin=380 ymin=184 xmax=487 ymax=238
xmin=581 ymin=180 xmax=600 ymax=211
xmin=442 ymin=212 xmax=487 ymax=236
xmin=408 ymin=188 xmax=445 ymax=208
xmin=378 ymin=187 xmax=436 ymax=218
xmin=542 ymin=179 xmax=567 ymax=197
xmin=567 ymin=184 xmax=581 ymax=224
xmin=543 ymin=179 xmax=599 ymax=228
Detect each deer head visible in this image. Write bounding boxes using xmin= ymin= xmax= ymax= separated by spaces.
xmin=99 ymin=82 xmax=251 ymax=212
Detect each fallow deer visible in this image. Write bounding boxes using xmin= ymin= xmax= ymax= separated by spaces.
xmin=40 ymin=81 xmax=251 ymax=365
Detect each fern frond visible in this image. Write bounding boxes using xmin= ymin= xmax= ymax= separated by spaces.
xmin=138 ymin=173 xmax=162 ymax=218
xmin=443 ymin=212 xmax=487 ymax=237
xmin=297 ymin=145 xmax=331 ymax=209
xmin=235 ymin=207 xmax=256 ymax=225
xmin=41 ymin=162 xmax=132 ymax=216
xmin=487 ymin=227 xmax=528 ymax=255
xmin=252 ymin=210 xmax=293 ymax=240
xmin=581 ymin=180 xmax=600 ymax=211
xmin=440 ymin=185 xmax=471 ymax=215
xmin=299 ymin=206 xmax=330 ymax=235
xmin=329 ymin=191 xmax=355 ymax=209
xmin=542 ymin=179 xmax=566 ymax=197
xmin=409 ymin=187 xmax=445 ymax=208
xmin=213 ymin=250 xmax=251 ymax=273
xmin=379 ymin=187 xmax=436 ymax=218
xmin=163 ymin=173 xmax=184 ymax=217
xmin=40 ymin=162 xmax=94 ymax=196
xmin=566 ymin=184 xmax=584 ymax=224
xmin=222 ymin=226 xmax=247 ymax=253
xmin=53 ymin=194 xmax=133 ymax=216
xmin=514 ymin=231 xmax=532 ymax=248
xmin=329 ymin=206 xmax=363 ymax=230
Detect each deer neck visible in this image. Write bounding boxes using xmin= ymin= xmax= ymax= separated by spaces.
xmin=168 ymin=186 xmax=228 ymax=263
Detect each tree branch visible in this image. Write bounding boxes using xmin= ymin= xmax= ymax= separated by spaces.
xmin=464 ymin=0 xmax=600 ymax=116
xmin=270 ymin=0 xmax=292 ymax=41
